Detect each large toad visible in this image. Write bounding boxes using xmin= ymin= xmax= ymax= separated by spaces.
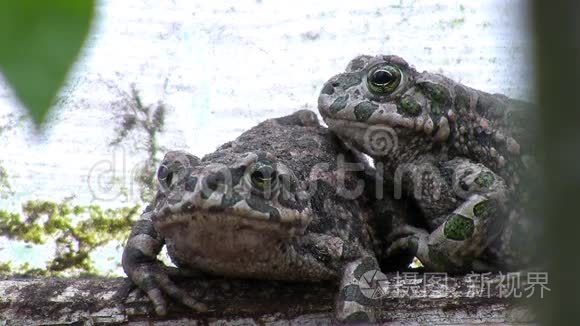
xmin=318 ymin=55 xmax=538 ymax=272
xmin=122 ymin=110 xmax=406 ymax=322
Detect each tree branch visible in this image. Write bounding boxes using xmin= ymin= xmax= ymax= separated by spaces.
xmin=0 ymin=274 xmax=536 ymax=325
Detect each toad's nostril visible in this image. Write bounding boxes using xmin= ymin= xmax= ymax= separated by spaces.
xmin=332 ymin=82 xmax=340 ymax=87
xmin=185 ymin=176 xmax=198 ymax=192
xmin=205 ymin=173 xmax=225 ymax=191
xmin=321 ymin=82 xmax=336 ymax=95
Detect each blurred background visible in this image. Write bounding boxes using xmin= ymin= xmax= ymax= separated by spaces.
xmin=0 ymin=0 xmax=531 ymax=275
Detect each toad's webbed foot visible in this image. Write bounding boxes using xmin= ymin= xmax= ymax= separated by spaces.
xmin=126 ymin=261 xmax=208 ymax=315
xmin=386 ymin=225 xmax=430 ymax=265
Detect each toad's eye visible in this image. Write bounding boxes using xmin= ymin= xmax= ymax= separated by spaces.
xmin=367 ymin=65 xmax=402 ymax=94
xmin=158 ymin=164 xmax=173 ymax=186
xmin=249 ymin=162 xmax=278 ymax=191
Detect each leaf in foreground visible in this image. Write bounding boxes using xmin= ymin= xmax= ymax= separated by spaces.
xmin=0 ymin=0 xmax=95 ymax=127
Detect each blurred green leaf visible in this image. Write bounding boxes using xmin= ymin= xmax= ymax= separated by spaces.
xmin=0 ymin=0 xmax=95 ymax=127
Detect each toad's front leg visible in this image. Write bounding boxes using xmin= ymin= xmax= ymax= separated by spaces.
xmin=122 ymin=212 xmax=208 ymax=315
xmin=298 ymin=233 xmax=382 ymax=323
xmin=336 ymin=256 xmax=382 ymax=323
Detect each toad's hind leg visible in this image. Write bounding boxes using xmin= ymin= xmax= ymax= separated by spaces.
xmin=386 ymin=158 xmax=510 ymax=272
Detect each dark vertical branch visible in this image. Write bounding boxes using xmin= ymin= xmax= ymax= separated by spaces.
xmin=531 ymin=0 xmax=580 ymax=324
xmin=108 ymin=83 xmax=167 ymax=202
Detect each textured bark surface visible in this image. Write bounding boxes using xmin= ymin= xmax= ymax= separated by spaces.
xmin=0 ymin=274 xmax=536 ymax=325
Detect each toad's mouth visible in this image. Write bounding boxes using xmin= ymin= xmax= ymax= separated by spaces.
xmin=321 ymin=115 xmax=415 ymax=131
xmin=155 ymin=210 xmax=297 ymax=262
xmin=320 ymin=117 xmax=410 ymax=158
xmin=323 ymin=114 xmax=451 ymax=149
xmin=153 ymin=203 xmax=312 ymax=238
